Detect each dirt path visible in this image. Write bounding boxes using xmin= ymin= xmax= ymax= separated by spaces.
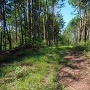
xmin=58 ymin=50 xmax=90 ymax=90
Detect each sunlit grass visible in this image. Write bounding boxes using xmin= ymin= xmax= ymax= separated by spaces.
xmin=0 ymin=46 xmax=72 ymax=90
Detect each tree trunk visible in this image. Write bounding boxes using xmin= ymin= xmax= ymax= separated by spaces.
xmin=78 ymin=1 xmax=82 ymax=42
xmin=15 ymin=2 xmax=18 ymax=46
xmin=84 ymin=8 xmax=87 ymax=42
xmin=3 ymin=0 xmax=6 ymax=51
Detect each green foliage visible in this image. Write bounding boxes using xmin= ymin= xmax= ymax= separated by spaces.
xmin=0 ymin=0 xmax=65 ymax=52
xmin=62 ymin=16 xmax=79 ymax=45
xmin=68 ymin=0 xmax=77 ymax=6
xmin=74 ymin=40 xmax=90 ymax=51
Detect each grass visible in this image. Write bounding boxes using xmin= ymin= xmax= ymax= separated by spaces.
xmin=0 ymin=46 xmax=72 ymax=90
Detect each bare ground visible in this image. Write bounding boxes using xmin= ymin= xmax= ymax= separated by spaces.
xmin=58 ymin=50 xmax=90 ymax=90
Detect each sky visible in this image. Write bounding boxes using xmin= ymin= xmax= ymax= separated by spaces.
xmin=61 ymin=0 xmax=76 ymax=26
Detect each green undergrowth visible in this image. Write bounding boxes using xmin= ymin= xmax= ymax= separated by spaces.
xmin=74 ymin=40 xmax=90 ymax=58
xmin=74 ymin=40 xmax=90 ymax=52
xmin=0 ymin=46 xmax=72 ymax=90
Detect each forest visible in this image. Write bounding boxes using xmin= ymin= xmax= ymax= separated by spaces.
xmin=0 ymin=0 xmax=90 ymax=90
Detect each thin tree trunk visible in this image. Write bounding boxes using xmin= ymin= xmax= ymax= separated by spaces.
xmin=45 ymin=0 xmax=48 ymax=45
xmin=0 ymin=31 xmax=3 ymax=51
xmin=52 ymin=1 xmax=55 ymax=45
xmin=78 ymin=1 xmax=82 ymax=42
xmin=3 ymin=0 xmax=6 ymax=51
xmin=84 ymin=8 xmax=87 ymax=42
xmin=43 ymin=18 xmax=46 ymax=42
xmin=6 ymin=25 xmax=12 ymax=50
xmin=15 ymin=2 xmax=18 ymax=46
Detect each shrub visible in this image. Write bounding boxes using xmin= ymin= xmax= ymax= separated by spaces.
xmin=74 ymin=40 xmax=90 ymax=51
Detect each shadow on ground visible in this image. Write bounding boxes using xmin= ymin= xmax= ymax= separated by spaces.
xmin=58 ymin=49 xmax=90 ymax=87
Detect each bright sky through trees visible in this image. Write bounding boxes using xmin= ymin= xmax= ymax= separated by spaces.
xmin=61 ymin=0 xmax=75 ymax=26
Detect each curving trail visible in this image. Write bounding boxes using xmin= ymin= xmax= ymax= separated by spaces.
xmin=58 ymin=50 xmax=90 ymax=90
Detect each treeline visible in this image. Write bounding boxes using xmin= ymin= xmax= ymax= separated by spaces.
xmin=62 ymin=0 xmax=90 ymax=44
xmin=0 ymin=0 xmax=64 ymax=52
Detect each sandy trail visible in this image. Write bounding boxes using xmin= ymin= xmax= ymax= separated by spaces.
xmin=58 ymin=50 xmax=90 ymax=90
